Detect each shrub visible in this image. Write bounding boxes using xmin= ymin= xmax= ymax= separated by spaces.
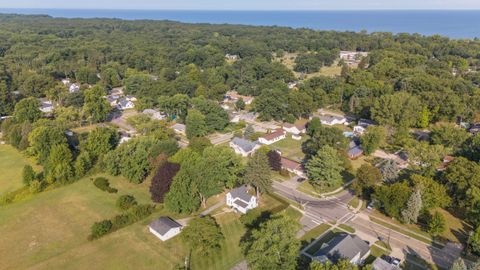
xmin=93 ymin=177 xmax=117 ymax=193
xmin=90 ymin=220 xmax=113 ymax=240
xmin=111 ymin=214 xmax=132 ymax=229
xmin=22 ymin=165 xmax=36 ymax=186
xmin=29 ymin=180 xmax=43 ymax=194
xmin=129 ymin=204 xmax=155 ymax=220
xmin=116 ymin=195 xmax=137 ymax=211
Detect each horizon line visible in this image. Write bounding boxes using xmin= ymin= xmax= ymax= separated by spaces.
xmin=1 ymin=8 xmax=480 ymax=12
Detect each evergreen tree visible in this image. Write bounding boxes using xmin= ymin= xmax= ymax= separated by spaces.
xmin=401 ymin=189 xmax=423 ymax=224
xmin=428 ymin=211 xmax=446 ymax=236
xmin=244 ymin=125 xmax=255 ymax=140
xmin=380 ymin=160 xmax=399 ymax=183
xmin=244 ymin=150 xmax=272 ymax=198
xmin=22 ymin=165 xmax=36 ymax=186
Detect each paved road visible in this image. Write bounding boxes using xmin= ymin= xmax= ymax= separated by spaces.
xmin=272 ymin=180 xmax=459 ymax=269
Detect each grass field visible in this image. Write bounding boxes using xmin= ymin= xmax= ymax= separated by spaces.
xmin=274 ymin=52 xmax=342 ymax=79
xmin=271 ymin=136 xmax=307 ymax=162
xmin=0 ymin=166 xmax=290 ymax=270
xmin=0 ymin=145 xmax=40 ymax=195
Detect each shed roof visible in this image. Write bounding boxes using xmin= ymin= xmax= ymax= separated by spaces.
xmin=149 ymin=217 xmax=182 ymax=235
xmin=314 ymin=234 xmax=370 ymax=263
xmin=231 ymin=137 xmax=258 ymax=153
xmin=229 ymin=185 xmax=253 ymax=203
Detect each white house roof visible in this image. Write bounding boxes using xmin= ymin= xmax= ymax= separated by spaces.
xmin=149 ymin=217 xmax=182 ymax=236
xmin=314 ymin=234 xmax=370 ymax=263
xmin=172 ymin=123 xmax=186 ymax=132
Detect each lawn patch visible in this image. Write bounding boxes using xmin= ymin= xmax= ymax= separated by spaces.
xmin=300 ymin=223 xmax=331 ymax=248
xmin=0 ymin=145 xmax=40 ymax=195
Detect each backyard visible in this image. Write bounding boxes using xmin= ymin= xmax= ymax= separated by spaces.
xmin=271 ymin=136 xmax=307 ymax=163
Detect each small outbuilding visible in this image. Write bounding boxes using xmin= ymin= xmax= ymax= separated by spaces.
xmin=148 ymin=216 xmax=183 ymax=241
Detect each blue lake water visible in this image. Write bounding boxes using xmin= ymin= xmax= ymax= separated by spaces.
xmin=0 ymin=9 xmax=479 ymax=39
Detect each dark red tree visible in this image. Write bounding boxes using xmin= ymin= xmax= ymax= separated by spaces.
xmin=267 ymin=150 xmax=282 ymax=171
xmin=150 ymin=161 xmax=181 ymax=203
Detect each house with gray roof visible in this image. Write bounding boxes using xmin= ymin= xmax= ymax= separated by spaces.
xmin=117 ymin=98 xmax=135 ymax=110
xmin=313 ymin=233 xmax=370 ymax=265
xmin=319 ymin=115 xmax=347 ymax=126
xmin=171 ymin=123 xmax=186 ymax=135
xmin=148 ymin=216 xmax=182 ymax=241
xmin=372 ymin=257 xmax=401 ymax=270
xmin=229 ymin=137 xmax=260 ymax=157
xmin=226 ymin=185 xmax=258 ymax=214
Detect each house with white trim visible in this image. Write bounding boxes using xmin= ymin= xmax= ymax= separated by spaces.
xmin=258 ymin=128 xmax=286 ymax=145
xmin=313 ymin=233 xmax=370 ymax=266
xmin=39 ymin=99 xmax=54 ymax=113
xmin=226 ymin=185 xmax=258 ymax=214
xmin=172 ymin=123 xmax=186 ymax=136
xmin=117 ymin=98 xmax=135 ymax=110
xmin=283 ymin=123 xmax=306 ymax=135
xmin=319 ymin=115 xmax=347 ymax=126
xmin=281 ymin=157 xmax=305 ymax=177
xmin=69 ymin=83 xmax=80 ymax=93
xmin=148 ymin=216 xmax=182 ymax=241
xmin=229 ymin=137 xmax=260 ymax=157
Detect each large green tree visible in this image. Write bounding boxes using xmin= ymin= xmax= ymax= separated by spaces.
xmin=82 ymin=85 xmax=110 ymax=123
xmin=241 ymin=213 xmax=300 ymax=270
xmin=181 ymin=216 xmax=224 ymax=256
xmin=45 ymin=143 xmax=74 ymax=184
xmin=243 ymin=150 xmax=272 ymax=198
xmin=185 ymin=109 xmax=208 ymax=139
xmin=13 ymin=97 xmax=41 ymax=123
xmin=306 ymin=146 xmax=344 ymax=190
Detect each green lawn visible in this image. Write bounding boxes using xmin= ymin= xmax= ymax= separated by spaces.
xmin=300 ymin=223 xmax=331 ymax=248
xmin=305 ymin=230 xmax=343 ymax=256
xmin=348 ymin=197 xmax=359 ymax=209
xmin=337 ymin=224 xmax=356 ymax=234
xmin=0 ymin=144 xmax=41 ymax=195
xmin=270 ymin=136 xmax=307 ymax=162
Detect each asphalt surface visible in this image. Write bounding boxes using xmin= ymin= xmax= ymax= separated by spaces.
xmin=272 ymin=180 xmax=460 ymax=269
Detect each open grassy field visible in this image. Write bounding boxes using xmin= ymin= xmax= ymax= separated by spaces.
xmin=274 ymin=52 xmax=342 ymax=79
xmin=0 ymin=167 xmax=290 ymax=270
xmin=0 ymin=145 xmax=40 ymax=195
xmin=271 ymin=136 xmax=307 ymax=162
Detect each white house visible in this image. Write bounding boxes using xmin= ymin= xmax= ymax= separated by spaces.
xmin=125 ymin=95 xmax=137 ymax=102
xmin=226 ymin=185 xmax=258 ymax=214
xmin=143 ymin=109 xmax=166 ymax=120
xmin=39 ymin=99 xmax=54 ymax=113
xmin=229 ymin=137 xmax=260 ymax=157
xmin=69 ymin=83 xmax=80 ymax=93
xmin=117 ymin=99 xmax=135 ymax=110
xmin=339 ymin=51 xmax=369 ymax=64
xmin=353 ymin=118 xmax=377 ymax=136
xmin=225 ymin=54 xmax=239 ymax=61
xmin=230 ymin=112 xmax=257 ymax=123
xmin=148 ymin=216 xmax=182 ymax=241
xmin=61 ymin=78 xmax=71 ymax=86
xmin=319 ymin=115 xmax=347 ymax=126
xmin=171 ymin=123 xmax=186 ymax=136
xmin=258 ymin=128 xmax=286 ymax=145
xmin=282 ymin=123 xmax=306 ymax=135
xmin=288 ymin=81 xmax=299 ymax=89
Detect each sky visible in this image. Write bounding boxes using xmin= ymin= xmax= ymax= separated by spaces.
xmin=0 ymin=0 xmax=480 ymax=10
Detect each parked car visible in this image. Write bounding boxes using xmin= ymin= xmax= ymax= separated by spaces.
xmin=367 ymin=202 xmax=374 ymax=210
xmin=392 ymin=258 xmax=401 ymax=266
xmin=297 ymin=177 xmax=306 ymax=183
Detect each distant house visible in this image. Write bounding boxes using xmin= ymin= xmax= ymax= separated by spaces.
xmin=372 ymin=257 xmax=401 ymax=270
xmin=348 ymin=140 xmax=363 ymax=159
xmin=117 ymin=99 xmax=135 ymax=110
xmin=39 ymin=99 xmax=54 ymax=113
xmin=283 ymin=123 xmax=306 ymax=135
xmin=319 ymin=115 xmax=347 ymax=126
xmin=469 ymin=123 xmax=480 ymax=135
xmin=143 ymin=109 xmax=166 ymax=120
xmin=69 ymin=83 xmax=80 ymax=93
xmin=339 ymin=51 xmax=369 ymax=64
xmin=226 ymin=185 xmax=258 ymax=214
xmin=119 ymin=132 xmax=131 ymax=144
xmin=354 ymin=118 xmax=377 ymax=135
xmin=258 ymin=128 xmax=286 ymax=145
xmin=61 ymin=78 xmax=71 ymax=86
xmin=125 ymin=95 xmax=137 ymax=102
xmin=281 ymin=157 xmax=305 ymax=177
xmin=437 ymin=155 xmax=455 ymax=171
xmin=288 ymin=81 xmax=299 ymax=89
xmin=225 ymin=54 xmax=239 ymax=61
xmin=171 ymin=123 xmax=186 ymax=136
xmin=229 ymin=137 xmax=260 ymax=157
xmin=230 ymin=112 xmax=257 ymax=123
xmin=106 ymin=95 xmax=120 ymax=107
xmin=148 ymin=216 xmax=182 ymax=241
xmin=110 ymin=87 xmax=124 ymax=96
xmin=313 ymin=233 xmax=370 ymax=265
xmin=224 ymin=91 xmax=254 ymax=105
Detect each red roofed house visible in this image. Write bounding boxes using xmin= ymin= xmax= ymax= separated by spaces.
xmin=258 ymin=128 xmax=286 ymax=145
xmin=437 ymin=155 xmax=455 ymax=171
xmin=281 ymin=157 xmax=305 ymax=177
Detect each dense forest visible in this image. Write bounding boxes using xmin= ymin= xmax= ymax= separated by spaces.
xmin=0 ymin=14 xmax=480 ymax=123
